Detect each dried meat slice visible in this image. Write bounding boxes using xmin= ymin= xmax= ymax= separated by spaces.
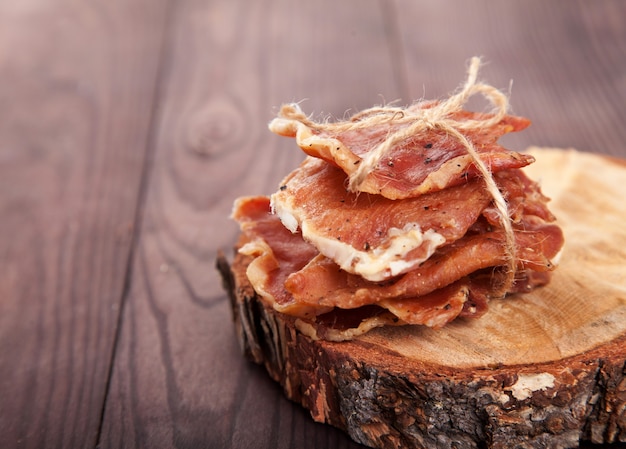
xmin=489 ymin=167 xmax=556 ymax=224
xmin=232 ymin=196 xmax=331 ymax=318
xmin=270 ymin=105 xmax=533 ymax=199
xmin=296 ymin=306 xmax=402 ymax=342
xmin=378 ymin=281 xmax=470 ymax=328
xmin=283 ymin=221 xmax=563 ymax=310
xmin=271 ymin=156 xmax=493 ymax=282
xmin=300 ymin=281 xmax=474 ymax=341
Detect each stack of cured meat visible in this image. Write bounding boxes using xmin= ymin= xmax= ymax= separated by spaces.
xmin=232 ymin=65 xmax=564 ymax=341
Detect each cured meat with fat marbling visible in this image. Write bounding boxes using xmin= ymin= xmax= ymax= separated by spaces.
xmin=271 ymin=156 xmax=493 ymax=282
xmin=270 ymin=105 xmax=534 ymax=200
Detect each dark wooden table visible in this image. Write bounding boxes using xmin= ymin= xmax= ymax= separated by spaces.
xmin=1 ymin=1 xmax=625 ymax=448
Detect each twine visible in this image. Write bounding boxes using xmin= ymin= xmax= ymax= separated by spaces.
xmin=276 ymin=57 xmax=517 ymax=297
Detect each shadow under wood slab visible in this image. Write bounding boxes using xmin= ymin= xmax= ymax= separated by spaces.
xmin=218 ymin=148 xmax=626 ymax=449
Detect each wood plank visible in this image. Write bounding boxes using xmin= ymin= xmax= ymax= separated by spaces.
xmin=393 ymin=0 xmax=626 ymax=158
xmin=97 ymin=0 xmax=398 ymax=447
xmin=97 ymin=1 xmax=626 ymax=449
xmin=0 ymin=1 xmax=168 ymax=447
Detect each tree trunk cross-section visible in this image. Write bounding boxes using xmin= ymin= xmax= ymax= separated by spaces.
xmin=218 ymin=148 xmax=626 ymax=449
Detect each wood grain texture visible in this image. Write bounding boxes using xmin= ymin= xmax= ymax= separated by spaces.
xmin=99 ymin=1 xmax=626 ymax=448
xmin=98 ymin=0 xmax=396 ymax=448
xmin=0 ymin=1 xmax=168 ymax=447
xmin=1 ymin=0 xmax=625 ymax=448
xmin=393 ymin=0 xmax=626 ymax=158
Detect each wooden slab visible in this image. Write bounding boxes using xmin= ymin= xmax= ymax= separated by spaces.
xmin=220 ymin=148 xmax=626 ymax=449
xmin=0 ymin=1 xmax=168 ymax=448
xmin=96 ymin=0 xmax=397 ymax=448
